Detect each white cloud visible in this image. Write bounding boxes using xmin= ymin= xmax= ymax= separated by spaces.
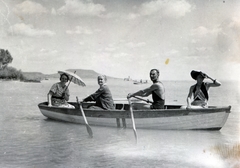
xmin=51 ymin=8 xmax=57 ymax=15
xmin=191 ymin=26 xmax=209 ymax=36
xmin=57 ymin=0 xmax=105 ymax=16
xmin=99 ymin=0 xmax=192 ymax=20
xmin=190 ymin=26 xmax=220 ymax=37
xmin=113 ymin=52 xmax=131 ymax=58
xmin=166 ymin=49 xmax=179 ymax=56
xmin=228 ymin=16 xmax=240 ymax=34
xmin=40 ymin=48 xmax=58 ymax=54
xmin=79 ymin=41 xmax=85 ymax=45
xmin=13 ymin=0 xmax=48 ymax=15
xmin=126 ymin=42 xmax=146 ymax=48
xmin=66 ymin=26 xmax=93 ymax=35
xmin=100 ymin=12 xmax=140 ymax=20
xmin=100 ymin=12 xmax=119 ymax=19
xmin=207 ymin=16 xmax=240 ymax=62
xmin=139 ymin=0 xmax=193 ymax=18
xmin=104 ymin=46 xmax=117 ymax=52
xmin=227 ymin=16 xmax=240 ymax=29
xmin=126 ymin=13 xmax=140 ymax=20
xmin=227 ymin=17 xmax=240 ymax=63
xmin=10 ymin=23 xmax=56 ymax=37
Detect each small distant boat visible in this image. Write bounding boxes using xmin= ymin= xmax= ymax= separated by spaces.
xmin=38 ymin=102 xmax=231 ymax=130
xmin=133 ymin=80 xmax=148 ymax=85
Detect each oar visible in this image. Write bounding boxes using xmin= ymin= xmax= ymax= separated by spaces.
xmin=128 ymin=98 xmax=138 ymax=143
xmin=133 ymin=96 xmax=153 ymax=104
xmin=76 ymin=97 xmax=93 ymax=138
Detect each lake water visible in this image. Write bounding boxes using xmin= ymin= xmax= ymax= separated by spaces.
xmin=0 ymin=79 xmax=239 ymax=168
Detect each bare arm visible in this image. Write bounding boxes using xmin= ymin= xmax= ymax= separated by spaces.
xmin=127 ymin=90 xmax=145 ymax=98
xmin=206 ymin=78 xmax=221 ymax=87
xmin=127 ymin=86 xmax=153 ymax=98
xmin=202 ymin=73 xmax=221 ymax=87
xmin=47 ymin=92 xmax=53 ymax=107
xmin=187 ymin=86 xmax=194 ymax=108
xmin=62 ymin=86 xmax=70 ymax=101
xmin=62 ymin=93 xmax=70 ymax=101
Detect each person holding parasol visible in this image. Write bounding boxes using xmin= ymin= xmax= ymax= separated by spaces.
xmin=47 ymin=70 xmax=86 ymax=109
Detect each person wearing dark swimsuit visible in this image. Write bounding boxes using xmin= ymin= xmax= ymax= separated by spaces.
xmin=127 ymin=69 xmax=165 ymax=109
xmin=186 ymin=70 xmax=221 ymax=109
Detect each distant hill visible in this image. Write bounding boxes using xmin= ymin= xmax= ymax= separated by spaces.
xmin=66 ymin=69 xmax=100 ymax=79
xmin=22 ymin=69 xmax=118 ymax=81
xmin=22 ymin=72 xmax=45 ymax=80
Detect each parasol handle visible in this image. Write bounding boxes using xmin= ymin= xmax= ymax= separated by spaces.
xmin=64 ymin=71 xmax=76 ymax=92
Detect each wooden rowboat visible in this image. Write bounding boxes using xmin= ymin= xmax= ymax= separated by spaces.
xmin=38 ymin=102 xmax=231 ymax=130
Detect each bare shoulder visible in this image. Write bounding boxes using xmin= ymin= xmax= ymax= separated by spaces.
xmin=152 ymin=81 xmax=164 ymax=89
xmin=51 ymin=82 xmax=58 ymax=87
xmin=154 ymin=81 xmax=163 ymax=85
xmin=189 ymin=84 xmax=195 ymax=91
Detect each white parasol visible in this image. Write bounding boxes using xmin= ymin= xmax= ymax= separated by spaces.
xmin=58 ymin=70 xmax=86 ymax=87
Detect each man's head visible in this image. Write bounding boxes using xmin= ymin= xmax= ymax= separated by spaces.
xmin=150 ymin=69 xmax=159 ymax=82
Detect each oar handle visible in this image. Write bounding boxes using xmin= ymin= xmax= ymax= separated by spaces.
xmin=133 ymin=96 xmax=153 ymax=104
xmin=76 ymin=96 xmax=81 ymax=107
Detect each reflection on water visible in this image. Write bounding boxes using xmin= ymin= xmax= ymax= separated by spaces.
xmin=0 ymin=80 xmax=239 ymax=167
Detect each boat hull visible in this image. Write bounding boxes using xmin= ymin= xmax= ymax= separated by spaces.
xmin=38 ymin=102 xmax=231 ymax=130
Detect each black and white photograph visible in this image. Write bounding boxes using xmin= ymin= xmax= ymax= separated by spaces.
xmin=0 ymin=0 xmax=239 ymax=167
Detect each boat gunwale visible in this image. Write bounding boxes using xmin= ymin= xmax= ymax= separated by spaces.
xmin=38 ymin=102 xmax=231 ymax=119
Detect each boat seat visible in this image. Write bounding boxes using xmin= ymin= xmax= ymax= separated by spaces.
xmin=115 ymin=104 xmax=124 ymax=110
xmin=123 ymin=104 xmax=130 ymax=110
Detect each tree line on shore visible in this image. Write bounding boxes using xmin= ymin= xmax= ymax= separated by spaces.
xmin=0 ymin=66 xmax=25 ymax=81
xmin=0 ymin=49 xmax=110 ymax=82
xmin=0 ymin=48 xmax=37 ymax=82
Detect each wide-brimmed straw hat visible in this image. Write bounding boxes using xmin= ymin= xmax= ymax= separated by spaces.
xmin=190 ymin=70 xmax=205 ymax=80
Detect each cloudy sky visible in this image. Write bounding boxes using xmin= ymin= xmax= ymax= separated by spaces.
xmin=0 ymin=0 xmax=239 ymax=80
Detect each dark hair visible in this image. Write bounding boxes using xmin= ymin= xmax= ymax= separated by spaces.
xmin=60 ymin=73 xmax=69 ymax=81
xmin=150 ymin=69 xmax=160 ymax=76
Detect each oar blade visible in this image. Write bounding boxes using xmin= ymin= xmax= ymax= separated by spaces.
xmin=128 ymin=98 xmax=138 ymax=143
xmin=133 ymin=129 xmax=138 ymax=143
xmin=77 ymin=96 xmax=93 ymax=138
xmin=86 ymin=124 xmax=93 ymax=138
